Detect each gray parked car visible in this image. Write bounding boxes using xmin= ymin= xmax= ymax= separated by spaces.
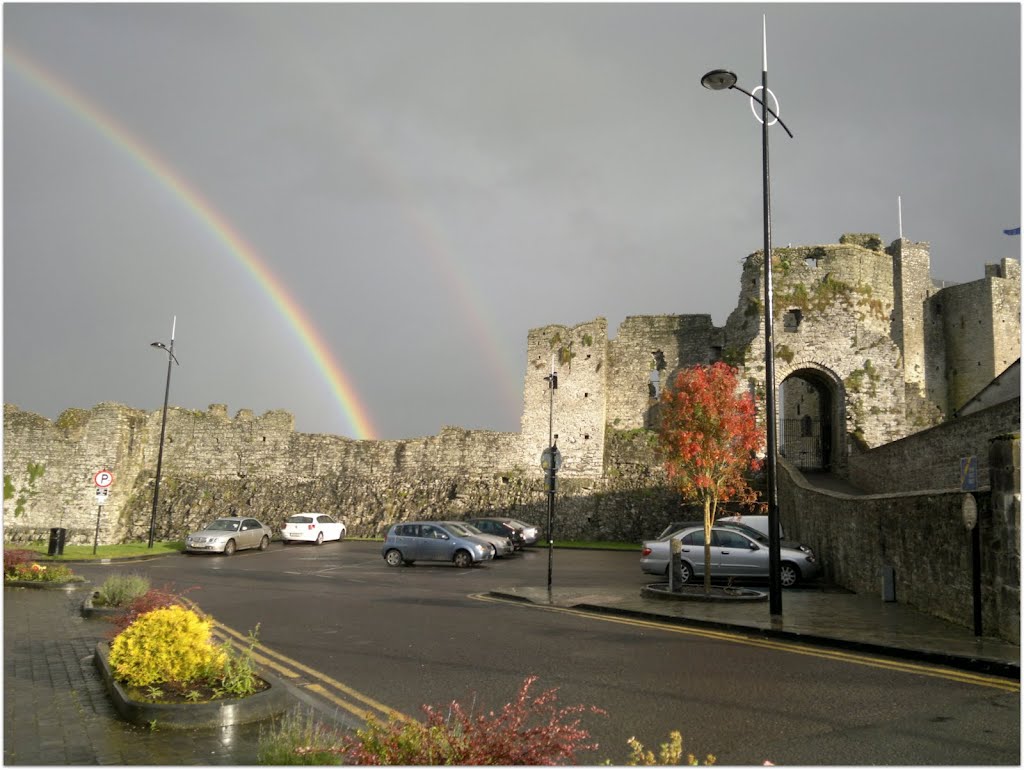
xmin=185 ymin=516 xmax=273 ymax=556
xmin=640 ymin=525 xmax=820 ymax=587
xmin=382 ymin=522 xmax=495 ymax=568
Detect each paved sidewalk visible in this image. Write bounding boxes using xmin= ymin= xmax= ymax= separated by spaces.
xmin=488 ymin=583 xmax=1020 ymax=678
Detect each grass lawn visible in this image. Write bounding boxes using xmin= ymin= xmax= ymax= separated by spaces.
xmin=8 ymin=541 xmax=185 ymax=560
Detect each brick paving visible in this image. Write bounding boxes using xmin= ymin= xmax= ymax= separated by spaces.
xmin=3 ymin=586 xmax=264 ymax=765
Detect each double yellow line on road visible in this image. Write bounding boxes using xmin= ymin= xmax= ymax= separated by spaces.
xmin=180 ymin=598 xmax=410 ymax=723
xmin=472 ymin=593 xmax=1020 ymax=694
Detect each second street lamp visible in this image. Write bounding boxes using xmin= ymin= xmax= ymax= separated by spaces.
xmin=701 ymin=17 xmax=794 ymax=616
xmin=148 ymin=316 xmax=179 ymax=549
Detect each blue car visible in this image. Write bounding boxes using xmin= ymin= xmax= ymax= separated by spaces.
xmin=382 ymin=521 xmax=495 ymax=568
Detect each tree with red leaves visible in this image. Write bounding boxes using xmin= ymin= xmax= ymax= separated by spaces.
xmin=657 ymin=362 xmax=764 ymax=591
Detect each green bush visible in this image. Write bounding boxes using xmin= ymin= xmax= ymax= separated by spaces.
xmin=258 ymin=709 xmax=344 ymax=765
xmin=95 ymin=574 xmax=150 ymax=607
xmin=109 ymin=605 xmax=225 ymax=688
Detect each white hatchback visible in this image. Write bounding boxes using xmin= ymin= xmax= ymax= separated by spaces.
xmin=281 ymin=513 xmax=347 ymax=545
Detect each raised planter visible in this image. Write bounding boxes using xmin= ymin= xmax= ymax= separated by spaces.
xmin=81 ymin=591 xmax=125 ymax=619
xmin=642 ymin=583 xmax=767 ymax=602
xmin=94 ymin=641 xmax=291 ymax=728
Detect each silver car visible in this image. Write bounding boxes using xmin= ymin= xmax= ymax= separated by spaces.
xmin=443 ymin=521 xmax=514 ymax=558
xmin=640 ymin=525 xmax=820 ymax=588
xmin=504 ymin=518 xmax=541 ymax=545
xmin=185 ymin=516 xmax=273 ymax=556
xmin=382 ymin=522 xmax=495 ymax=568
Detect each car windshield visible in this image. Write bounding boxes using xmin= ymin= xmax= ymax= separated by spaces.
xmin=444 ymin=523 xmax=472 ymax=535
xmin=287 ymin=516 xmax=313 ymax=524
xmin=461 ymin=524 xmax=484 ymax=534
xmin=205 ymin=519 xmax=240 ymax=532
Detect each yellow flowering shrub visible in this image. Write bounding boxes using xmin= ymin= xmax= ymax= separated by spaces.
xmin=108 ymin=605 xmax=225 ymax=688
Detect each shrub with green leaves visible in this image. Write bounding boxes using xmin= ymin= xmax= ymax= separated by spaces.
xmin=258 ymin=709 xmax=345 ymax=765
xmin=94 ymin=574 xmax=150 ymax=607
xmin=109 ymin=605 xmax=225 ymax=688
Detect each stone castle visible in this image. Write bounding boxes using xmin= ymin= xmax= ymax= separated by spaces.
xmin=4 ymin=233 xmax=1019 ymax=544
xmin=3 ymin=233 xmax=1021 ymax=638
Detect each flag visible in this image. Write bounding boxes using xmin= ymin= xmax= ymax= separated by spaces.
xmin=1003 ymin=227 xmax=1020 ymax=235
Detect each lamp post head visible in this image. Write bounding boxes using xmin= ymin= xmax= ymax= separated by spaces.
xmin=150 ymin=342 xmax=166 ymax=350
xmin=700 ymin=69 xmax=738 ymax=91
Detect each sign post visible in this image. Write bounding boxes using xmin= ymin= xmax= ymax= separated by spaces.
xmin=93 ymin=470 xmax=113 ymax=555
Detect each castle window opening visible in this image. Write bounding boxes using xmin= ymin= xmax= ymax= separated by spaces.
xmin=783 ymin=309 xmax=802 ymax=332
xmin=805 ymin=256 xmax=819 ymax=268
xmin=649 ymin=370 xmax=661 ymax=399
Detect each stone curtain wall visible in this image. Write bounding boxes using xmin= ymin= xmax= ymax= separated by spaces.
xmin=780 ymin=441 xmax=1020 ymax=642
xmin=3 ymin=402 xmax=687 ymax=546
xmin=847 ymin=398 xmax=1020 ymax=494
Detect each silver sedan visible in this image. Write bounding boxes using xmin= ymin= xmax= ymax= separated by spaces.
xmin=640 ymin=526 xmax=820 ymax=588
xmin=185 ymin=516 xmax=273 ymax=556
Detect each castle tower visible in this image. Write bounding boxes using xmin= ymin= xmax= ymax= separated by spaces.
xmin=520 ymin=319 xmax=608 ymax=477
xmin=889 ymin=238 xmax=931 ymax=392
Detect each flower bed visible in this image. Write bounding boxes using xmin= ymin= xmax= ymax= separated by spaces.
xmin=4 ymin=548 xmax=87 ymax=589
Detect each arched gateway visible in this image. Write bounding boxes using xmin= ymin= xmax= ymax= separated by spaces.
xmin=776 ymin=362 xmax=846 ymax=473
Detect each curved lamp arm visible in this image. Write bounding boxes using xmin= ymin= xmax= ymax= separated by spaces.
xmin=701 ymin=69 xmax=794 ymax=139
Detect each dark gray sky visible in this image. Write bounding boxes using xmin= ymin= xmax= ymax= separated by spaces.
xmin=4 ymin=3 xmax=1020 ymax=440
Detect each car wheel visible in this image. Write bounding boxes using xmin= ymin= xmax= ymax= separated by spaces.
xmin=315 ymin=532 xmax=324 ymax=546
xmin=679 ymin=561 xmax=693 ymax=584
xmin=223 ymin=539 xmax=236 ymax=557
xmin=384 ymin=549 xmax=404 ymax=567
xmin=339 ymin=528 xmax=346 ymax=542
xmin=259 ymin=535 xmax=270 ymax=551
xmin=780 ymin=562 xmax=800 ymax=588
xmin=453 ymin=549 xmax=473 ymax=569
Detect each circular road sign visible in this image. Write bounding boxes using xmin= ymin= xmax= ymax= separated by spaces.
xmin=540 ymin=447 xmax=562 ymax=472
xmin=94 ymin=470 xmax=114 ymax=488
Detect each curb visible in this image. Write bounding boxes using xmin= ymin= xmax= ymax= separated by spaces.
xmin=94 ymin=642 xmax=292 ymax=728
xmin=3 ymin=579 xmax=91 ymax=591
xmin=485 ymin=591 xmax=1020 ymax=681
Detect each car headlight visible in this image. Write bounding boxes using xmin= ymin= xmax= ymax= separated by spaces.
xmin=475 ymin=544 xmax=486 ymax=554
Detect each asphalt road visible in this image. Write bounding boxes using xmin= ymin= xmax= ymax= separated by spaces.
xmin=73 ymin=541 xmax=1020 ymax=765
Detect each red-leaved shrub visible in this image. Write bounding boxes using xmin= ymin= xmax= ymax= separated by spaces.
xmin=335 ymin=675 xmax=606 ymax=765
xmin=106 ymin=584 xmax=195 ymax=637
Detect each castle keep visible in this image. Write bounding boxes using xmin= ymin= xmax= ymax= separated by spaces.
xmin=4 ymin=233 xmax=1020 ymax=639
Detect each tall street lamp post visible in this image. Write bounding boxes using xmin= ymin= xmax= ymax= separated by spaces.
xmin=148 ymin=316 xmax=179 ymax=548
xmin=543 ymin=356 xmax=559 ymax=594
xmin=701 ymin=17 xmax=793 ymax=616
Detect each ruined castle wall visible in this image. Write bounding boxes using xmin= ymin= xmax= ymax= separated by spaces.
xmin=605 ymin=315 xmax=723 ymax=432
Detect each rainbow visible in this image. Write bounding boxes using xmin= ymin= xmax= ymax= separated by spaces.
xmin=6 ymin=46 xmax=378 ymax=440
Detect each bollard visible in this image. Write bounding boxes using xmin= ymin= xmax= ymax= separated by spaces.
xmin=670 ymin=537 xmax=683 ymax=591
